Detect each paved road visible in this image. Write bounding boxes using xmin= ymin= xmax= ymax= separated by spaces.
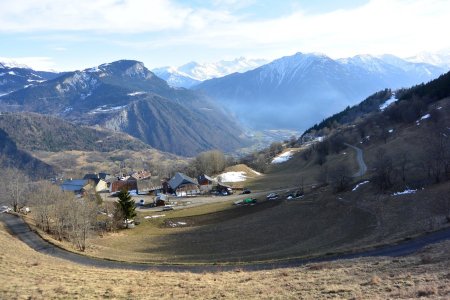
xmin=2 ymin=213 xmax=450 ymax=272
xmin=345 ymin=143 xmax=368 ymax=177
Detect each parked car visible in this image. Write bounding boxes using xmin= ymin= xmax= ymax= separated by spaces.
xmin=234 ymin=198 xmax=257 ymax=206
xmin=0 ymin=206 xmax=11 ymax=213
xmin=287 ymin=190 xmax=304 ymax=199
xmin=241 ymin=189 xmax=251 ymax=194
xmin=266 ymin=192 xmax=279 ymax=200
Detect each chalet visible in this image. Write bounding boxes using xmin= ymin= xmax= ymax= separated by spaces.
xmin=83 ymin=174 xmax=109 ymax=193
xmin=60 ymin=179 xmax=89 ymax=194
xmin=168 ymin=173 xmax=200 ymax=197
xmin=197 ymin=174 xmax=216 ymax=192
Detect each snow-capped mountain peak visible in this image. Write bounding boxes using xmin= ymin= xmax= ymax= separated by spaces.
xmin=152 ymin=57 xmax=268 ymax=88
xmin=405 ymin=50 xmax=450 ymax=68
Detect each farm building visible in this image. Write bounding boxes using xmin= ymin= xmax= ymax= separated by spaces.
xmin=197 ymin=174 xmax=216 ymax=192
xmin=83 ymin=174 xmax=109 ymax=193
xmin=168 ymin=173 xmax=200 ymax=197
xmin=110 ymin=177 xmax=138 ymax=194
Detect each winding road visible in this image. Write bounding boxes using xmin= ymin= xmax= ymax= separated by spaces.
xmin=2 ymin=212 xmax=450 ymax=272
xmin=344 ymin=143 xmax=367 ymax=177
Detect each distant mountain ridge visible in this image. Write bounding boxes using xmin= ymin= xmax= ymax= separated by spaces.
xmin=0 ymin=60 xmax=247 ymax=156
xmin=405 ymin=50 xmax=450 ymax=69
xmin=0 ymin=62 xmax=61 ymax=95
xmin=152 ymin=57 xmax=268 ymax=88
xmin=195 ymin=52 xmax=446 ymax=131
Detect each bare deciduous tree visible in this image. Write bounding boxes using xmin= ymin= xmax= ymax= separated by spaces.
xmin=0 ymin=168 xmax=30 ymax=212
xmin=329 ymin=164 xmax=352 ymax=192
xmin=29 ymin=181 xmax=61 ymax=233
xmin=193 ymin=150 xmax=227 ymax=176
xmin=372 ymin=148 xmax=394 ymax=192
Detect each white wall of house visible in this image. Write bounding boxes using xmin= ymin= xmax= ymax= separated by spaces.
xmin=95 ymin=180 xmax=109 ymax=192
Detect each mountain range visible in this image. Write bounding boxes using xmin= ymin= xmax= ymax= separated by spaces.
xmin=1 ymin=51 xmax=448 ymax=159
xmin=405 ymin=50 xmax=450 ymax=68
xmin=0 ymin=60 xmax=247 ymax=156
xmin=152 ymin=57 xmax=268 ymax=88
xmin=0 ymin=63 xmax=61 ymax=95
xmin=194 ymin=52 xmax=447 ymax=131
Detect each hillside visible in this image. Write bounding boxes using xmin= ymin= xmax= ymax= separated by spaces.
xmin=0 ymin=128 xmax=55 ymax=178
xmin=1 ymin=219 xmax=449 ymax=299
xmin=0 ymin=60 xmax=247 ymax=156
xmin=305 ymin=71 xmax=450 ymax=137
xmin=0 ymin=112 xmax=149 ymax=152
xmin=195 ymin=52 xmax=445 ymax=131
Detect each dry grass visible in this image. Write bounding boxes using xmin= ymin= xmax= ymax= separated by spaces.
xmin=33 ymin=148 xmax=186 ymax=177
xmin=1 ymin=222 xmax=449 ymax=299
xmin=73 ymin=180 xmax=449 ymax=265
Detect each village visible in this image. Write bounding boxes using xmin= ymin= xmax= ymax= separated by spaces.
xmin=59 ymin=168 xmax=256 ymax=212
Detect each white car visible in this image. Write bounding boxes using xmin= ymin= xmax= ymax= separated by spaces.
xmin=0 ymin=206 xmax=12 ymax=213
xmin=266 ymin=192 xmax=279 ymax=200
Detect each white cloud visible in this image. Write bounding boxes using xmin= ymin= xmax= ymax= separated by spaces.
xmin=0 ymin=0 xmax=192 ymax=32
xmin=166 ymin=0 xmax=450 ymax=58
xmin=0 ymin=56 xmax=58 ymax=71
xmin=1 ymin=0 xmax=449 ymax=59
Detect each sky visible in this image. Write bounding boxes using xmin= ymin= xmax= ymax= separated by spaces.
xmin=1 ymin=0 xmax=450 ymax=71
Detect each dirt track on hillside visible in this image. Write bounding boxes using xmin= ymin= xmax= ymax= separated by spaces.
xmin=345 ymin=143 xmax=368 ymax=177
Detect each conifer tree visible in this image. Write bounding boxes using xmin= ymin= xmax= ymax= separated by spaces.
xmin=116 ymin=189 xmax=136 ymax=228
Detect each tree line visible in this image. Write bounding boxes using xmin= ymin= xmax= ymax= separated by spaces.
xmin=0 ymin=168 xmax=136 ymax=251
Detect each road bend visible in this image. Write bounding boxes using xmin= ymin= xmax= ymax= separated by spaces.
xmin=2 ymin=213 xmax=450 ymax=272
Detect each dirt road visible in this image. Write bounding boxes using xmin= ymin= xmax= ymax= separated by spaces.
xmin=345 ymin=143 xmax=367 ymax=177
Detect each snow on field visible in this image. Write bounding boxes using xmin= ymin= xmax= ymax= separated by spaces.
xmin=352 ymin=181 xmax=370 ymax=191
xmin=379 ymin=94 xmax=397 ymax=111
xmin=392 ymin=188 xmax=418 ymax=196
xmin=271 ymin=151 xmax=293 ymax=164
xmin=144 ymin=215 xmax=165 ymax=219
xmin=216 ymin=171 xmax=247 ymax=182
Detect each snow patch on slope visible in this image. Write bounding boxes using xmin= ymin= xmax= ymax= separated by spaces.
xmin=215 ymin=171 xmax=247 ymax=183
xmin=380 ymin=94 xmax=397 ymax=111
xmin=271 ymin=151 xmax=293 ymax=164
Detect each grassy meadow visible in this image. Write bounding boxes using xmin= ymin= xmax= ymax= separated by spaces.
xmin=1 ymin=221 xmax=450 ymax=299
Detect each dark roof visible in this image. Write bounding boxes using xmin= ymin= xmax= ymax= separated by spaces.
xmin=98 ymin=172 xmax=110 ymax=180
xmin=60 ymin=179 xmax=88 ymax=192
xmin=198 ymin=174 xmax=215 ymax=183
xmin=83 ymin=173 xmax=98 ymax=180
xmin=217 ymin=182 xmax=232 ymax=189
xmin=168 ymin=173 xmax=198 ymax=190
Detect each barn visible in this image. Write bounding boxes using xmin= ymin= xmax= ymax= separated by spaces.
xmin=168 ymin=173 xmax=200 ymax=197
